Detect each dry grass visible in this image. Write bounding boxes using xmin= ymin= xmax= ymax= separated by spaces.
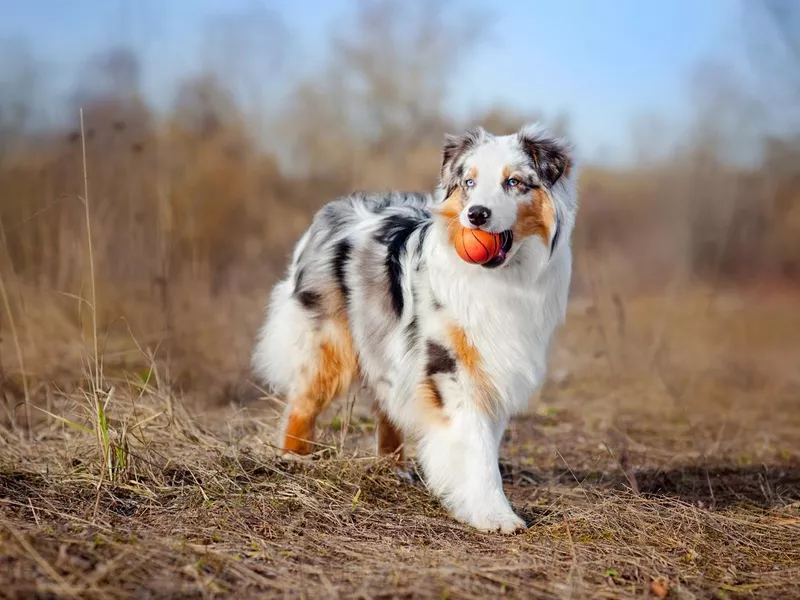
xmin=2 ymin=290 xmax=798 ymax=599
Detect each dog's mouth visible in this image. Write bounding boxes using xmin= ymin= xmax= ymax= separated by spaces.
xmin=482 ymin=230 xmax=513 ymax=269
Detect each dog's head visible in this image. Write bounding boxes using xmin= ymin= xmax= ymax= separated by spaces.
xmin=436 ymin=123 xmax=575 ymax=268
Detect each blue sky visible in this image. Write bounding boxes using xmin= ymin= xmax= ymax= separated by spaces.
xmin=2 ymin=0 xmax=742 ymax=163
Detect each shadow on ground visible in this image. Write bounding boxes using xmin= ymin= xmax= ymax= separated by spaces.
xmin=501 ymin=461 xmax=800 ymax=510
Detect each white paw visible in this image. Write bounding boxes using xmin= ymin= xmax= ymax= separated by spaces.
xmin=456 ymin=509 xmax=527 ymax=534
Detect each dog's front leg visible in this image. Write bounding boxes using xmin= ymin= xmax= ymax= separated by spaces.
xmin=417 ymin=410 xmax=525 ymax=533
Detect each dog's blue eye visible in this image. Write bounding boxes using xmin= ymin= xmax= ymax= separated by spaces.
xmin=507 ymin=178 xmax=519 ymax=188
xmin=465 ymin=179 xmax=475 ymax=187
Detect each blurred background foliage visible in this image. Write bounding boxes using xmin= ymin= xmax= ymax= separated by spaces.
xmin=0 ymin=0 xmax=798 ymax=403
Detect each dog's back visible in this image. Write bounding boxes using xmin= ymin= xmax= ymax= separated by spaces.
xmin=290 ymin=191 xmax=433 ymax=320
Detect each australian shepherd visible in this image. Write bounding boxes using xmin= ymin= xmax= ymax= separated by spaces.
xmin=252 ymin=123 xmax=578 ymax=533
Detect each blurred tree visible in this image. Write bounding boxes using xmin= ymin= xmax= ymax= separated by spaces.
xmin=281 ymin=0 xmax=488 ymax=187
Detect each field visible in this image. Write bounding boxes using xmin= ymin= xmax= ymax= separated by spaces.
xmin=2 ymin=287 xmax=798 ymax=599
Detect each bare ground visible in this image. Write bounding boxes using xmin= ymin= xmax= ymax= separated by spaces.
xmin=2 ymin=289 xmax=799 ymax=599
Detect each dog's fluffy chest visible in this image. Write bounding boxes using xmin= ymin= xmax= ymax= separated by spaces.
xmin=426 ymin=244 xmax=565 ymax=414
xmin=464 ymin=289 xmax=550 ymax=411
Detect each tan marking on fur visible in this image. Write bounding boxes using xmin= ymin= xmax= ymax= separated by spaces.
xmin=436 ymin=188 xmax=463 ymax=221
xmin=447 ymin=324 xmax=497 ymax=415
xmin=435 ymin=189 xmax=466 ymax=250
xmin=467 ymin=165 xmax=478 ymax=181
xmin=502 ymin=165 xmax=512 ymax=181
xmin=307 ymin=334 xmax=356 ymax=404
xmin=449 ymin=324 xmax=481 ymax=374
xmin=375 ymin=408 xmax=405 ymax=461
xmin=416 ymin=378 xmax=449 ymax=426
xmin=283 ymin=412 xmax=315 ymax=455
xmin=281 ymin=304 xmax=358 ymax=455
xmin=512 ymin=188 xmax=555 ymax=246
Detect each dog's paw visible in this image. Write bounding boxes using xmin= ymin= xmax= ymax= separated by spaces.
xmin=480 ymin=512 xmax=527 ymax=534
xmin=457 ymin=509 xmax=527 ymax=534
xmin=394 ymin=467 xmax=416 ymax=484
xmin=498 ymin=513 xmax=528 ymax=534
xmin=277 ymin=450 xmax=314 ymax=464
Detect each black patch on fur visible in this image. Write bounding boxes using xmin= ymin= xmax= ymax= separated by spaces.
xmin=332 ymin=239 xmax=353 ymax=303
xmin=375 ymin=215 xmax=422 ymax=318
xmin=441 ymin=127 xmax=485 ymax=177
xmin=297 ymin=289 xmax=322 ymax=311
xmin=293 ymin=268 xmax=322 ymax=311
xmin=520 ymin=133 xmax=571 ymax=188
xmin=413 ymin=221 xmax=432 ymax=272
xmin=550 ymin=213 xmax=560 ymax=257
xmin=417 ymin=221 xmax=431 ymax=255
xmin=426 ymin=340 xmax=456 ymax=377
xmin=440 ymin=127 xmax=488 ymax=199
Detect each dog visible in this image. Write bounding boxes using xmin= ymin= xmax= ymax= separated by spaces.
xmin=251 ymin=123 xmax=578 ymax=533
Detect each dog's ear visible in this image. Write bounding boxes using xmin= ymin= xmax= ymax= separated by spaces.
xmin=440 ymin=126 xmax=487 ymax=191
xmin=518 ymin=125 xmax=573 ymax=188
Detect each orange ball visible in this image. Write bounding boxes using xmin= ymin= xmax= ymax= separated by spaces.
xmin=453 ymin=226 xmax=502 ymax=265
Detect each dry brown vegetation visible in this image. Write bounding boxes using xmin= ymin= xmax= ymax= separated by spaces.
xmin=1 ymin=291 xmax=798 ymax=599
xmin=1 ymin=0 xmax=799 ymax=598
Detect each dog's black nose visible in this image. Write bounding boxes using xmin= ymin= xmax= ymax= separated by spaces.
xmin=467 ymin=205 xmax=491 ymax=227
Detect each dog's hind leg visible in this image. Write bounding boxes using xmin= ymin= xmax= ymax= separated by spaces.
xmin=279 ymin=313 xmax=358 ymax=456
xmin=253 ymin=279 xmax=358 ymax=456
xmin=375 ymin=406 xmax=405 ymax=461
